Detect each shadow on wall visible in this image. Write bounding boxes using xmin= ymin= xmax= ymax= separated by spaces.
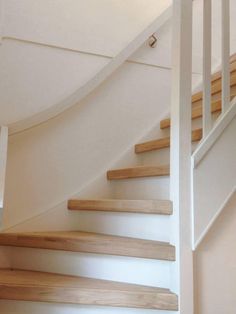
xmin=194 ymin=192 xmax=236 ymax=314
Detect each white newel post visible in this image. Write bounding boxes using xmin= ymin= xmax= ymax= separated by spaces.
xmin=170 ymin=0 xmax=193 ymax=313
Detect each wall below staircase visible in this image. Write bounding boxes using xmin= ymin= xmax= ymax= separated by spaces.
xmin=194 ymin=192 xmax=236 ymax=314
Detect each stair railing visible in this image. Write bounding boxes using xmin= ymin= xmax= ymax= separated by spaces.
xmin=0 ymin=126 xmax=8 ymax=227
xmin=170 ymin=1 xmax=232 ymax=313
xmin=202 ymin=0 xmax=231 ymax=137
xmin=191 ymin=0 xmax=235 ymax=251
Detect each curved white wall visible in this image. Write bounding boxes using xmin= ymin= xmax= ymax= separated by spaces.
xmin=3 ymin=59 xmax=181 ymax=229
xmin=1 ymin=0 xmax=236 ymax=127
xmin=0 ymin=0 xmax=172 ymax=125
xmin=0 ymin=39 xmax=108 ymax=125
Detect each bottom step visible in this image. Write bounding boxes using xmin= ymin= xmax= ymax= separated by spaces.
xmin=0 ymin=269 xmax=178 ymax=311
xmin=0 ymin=300 xmax=177 ymax=314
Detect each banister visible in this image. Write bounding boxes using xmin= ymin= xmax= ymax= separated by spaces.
xmin=7 ymin=6 xmax=172 ymax=135
xmin=191 ymin=0 xmax=234 ymax=251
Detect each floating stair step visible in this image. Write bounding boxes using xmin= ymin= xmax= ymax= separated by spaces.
xmin=135 ymin=129 xmax=202 ymax=154
xmin=0 ymin=231 xmax=175 ymax=261
xmin=0 ymin=269 xmax=178 ymax=310
xmin=107 ymin=165 xmax=170 ymax=180
xmin=68 ymin=199 xmax=173 ymax=215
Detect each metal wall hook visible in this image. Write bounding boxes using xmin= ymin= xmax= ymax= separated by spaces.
xmin=149 ymin=34 xmax=157 ymax=48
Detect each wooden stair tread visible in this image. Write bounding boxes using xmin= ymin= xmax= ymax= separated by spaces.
xmin=192 ymin=71 xmax=236 ymax=103
xmin=210 ymin=56 xmax=236 ymax=83
xmin=68 ymin=199 xmax=172 ymax=215
xmin=160 ymin=87 xmax=236 ymax=129
xmin=107 ymin=165 xmax=170 ymax=180
xmin=135 ymin=129 xmax=202 ymax=154
xmin=161 ymin=90 xmax=236 ymax=129
xmin=0 ymin=269 xmax=178 ymax=310
xmin=0 ymin=231 xmax=175 ymax=261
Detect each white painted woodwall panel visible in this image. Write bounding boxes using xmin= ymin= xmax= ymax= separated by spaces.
xmin=193 ymin=116 xmax=236 ymax=245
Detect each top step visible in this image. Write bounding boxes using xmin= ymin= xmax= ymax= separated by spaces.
xmin=160 ymin=57 xmax=236 ymax=130
xmin=192 ymin=70 xmax=236 ymax=103
xmin=160 ymin=99 xmax=223 ymax=129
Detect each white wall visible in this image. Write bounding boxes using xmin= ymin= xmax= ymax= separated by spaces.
xmin=0 ymin=39 xmax=108 ymax=125
xmin=194 ymin=192 xmax=236 ymax=314
xmin=2 ymin=60 xmax=174 ymax=229
xmin=0 ymin=0 xmax=172 ymax=125
xmin=3 ymin=0 xmax=171 ymax=56
xmin=2 ymin=0 xmax=236 ymax=127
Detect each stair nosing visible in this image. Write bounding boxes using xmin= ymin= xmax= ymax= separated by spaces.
xmin=0 ymin=269 xmax=178 ymax=310
xmin=135 ymin=128 xmax=202 ymax=154
xmin=107 ymin=165 xmax=170 ymax=180
xmin=68 ymin=199 xmax=173 ymax=215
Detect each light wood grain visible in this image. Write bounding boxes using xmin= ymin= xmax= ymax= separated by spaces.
xmin=0 ymin=269 xmax=178 ymax=310
xmin=135 ymin=129 xmax=202 ymax=153
xmin=206 ymin=57 xmax=236 ymax=84
xmin=160 ymin=100 xmax=221 ymax=129
xmin=68 ymin=199 xmax=172 ymax=215
xmin=160 ymin=85 xmax=236 ymax=129
xmin=192 ymin=71 xmax=236 ymax=104
xmin=0 ymin=231 xmax=175 ymax=261
xmin=107 ymin=165 xmax=170 ymax=180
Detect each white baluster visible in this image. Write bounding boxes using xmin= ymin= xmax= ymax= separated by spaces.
xmin=203 ymin=0 xmax=212 ymax=137
xmin=221 ymin=0 xmax=230 ymax=113
xmin=0 ymin=126 xmax=8 ymax=211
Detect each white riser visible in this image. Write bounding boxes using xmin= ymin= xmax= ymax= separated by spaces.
xmin=138 ymin=148 xmax=170 ymax=166
xmin=137 ymin=149 xmax=170 ymax=166
xmin=137 ymin=143 xmax=198 ymax=166
xmin=111 ymin=177 xmax=170 ymax=200
xmin=0 ymin=301 xmax=176 ymax=314
xmin=8 ymin=247 xmax=171 ymax=288
xmin=75 ymin=211 xmax=171 ymax=242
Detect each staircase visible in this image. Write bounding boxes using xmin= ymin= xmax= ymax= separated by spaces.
xmin=0 ymin=58 xmax=235 ymax=312
xmin=0 ymin=0 xmax=235 ymax=312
